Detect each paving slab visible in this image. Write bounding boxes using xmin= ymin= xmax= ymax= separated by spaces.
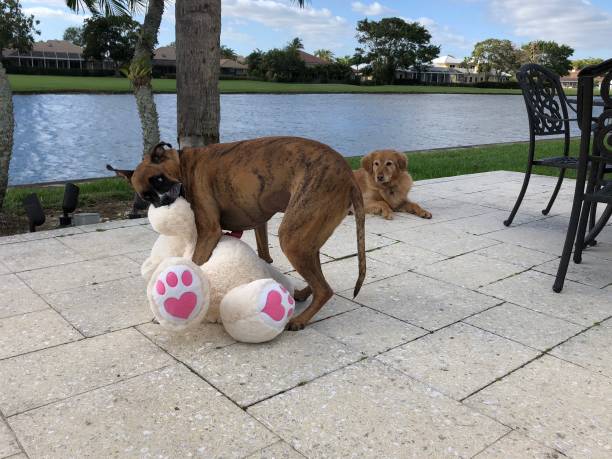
xmin=43 ymin=276 xmax=152 ymax=337
xmin=320 ymin=225 xmax=397 ymax=259
xmin=0 ymin=262 xmax=10 ymax=275
xmin=387 ymin=223 xmax=500 ymax=257
xmin=0 ymin=309 xmax=81 ymax=360
xmin=361 ymin=212 xmax=435 ymax=234
xmin=349 ymin=271 xmax=501 ymax=331
xmin=0 ymin=328 xmax=172 ymax=416
xmin=378 ymin=322 xmax=539 ymax=400
xmin=483 ymin=217 xmax=570 ymax=256
xmin=0 ymin=419 xmax=20 ymax=458
xmin=291 ymin=256 xmax=406 ymax=293
xmin=0 ymin=274 xmax=49 ymax=319
xmin=78 ymin=218 xmax=148 ymax=233
xmin=17 ymin=226 xmax=84 ymax=242
xmin=444 ymin=210 xmax=549 ymax=236
xmin=59 ymin=225 xmax=157 ymax=258
xmin=184 ymin=328 xmax=364 ymax=407
xmin=266 ymin=245 xmax=332 ymax=274
xmin=533 ymin=256 xmax=612 ymax=289
xmin=246 ymin=441 xmax=305 ymax=459
xmin=474 ymin=243 xmax=558 ymax=269
xmin=248 ymin=359 xmax=508 ymax=458
xmin=550 ymin=320 xmax=612 ymax=378
xmin=474 ymin=430 xmax=564 ymax=458
xmin=311 ymin=307 xmax=426 ymax=356
xmin=0 ymin=238 xmax=85 ymax=272
xmin=9 ymin=364 xmax=277 ymax=458
xmin=465 ymin=355 xmax=612 ymax=458
xmin=305 ymin=294 xmax=361 ymax=323
xmin=18 ymin=255 xmax=140 ymax=295
xmin=137 ymin=321 xmax=236 ymax=361
xmin=415 ymin=252 xmax=525 ymax=289
xmin=366 ymin=242 xmax=448 ymax=271
xmin=465 ymin=303 xmax=583 ymax=351
xmin=480 ymin=270 xmax=612 ymax=326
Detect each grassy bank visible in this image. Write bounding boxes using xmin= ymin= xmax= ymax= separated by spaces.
xmin=8 ymin=74 xmax=525 ymax=95
xmin=2 ymin=138 xmax=574 ymax=235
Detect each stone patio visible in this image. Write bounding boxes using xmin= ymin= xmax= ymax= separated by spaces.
xmin=1 ymin=171 xmax=611 ymax=458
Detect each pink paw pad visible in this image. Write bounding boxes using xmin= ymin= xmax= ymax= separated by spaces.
xmin=153 ymin=266 xmax=202 ymax=321
xmin=260 ymin=284 xmax=295 ymax=323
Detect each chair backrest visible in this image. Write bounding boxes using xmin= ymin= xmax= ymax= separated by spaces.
xmin=517 ymin=64 xmax=570 ymax=136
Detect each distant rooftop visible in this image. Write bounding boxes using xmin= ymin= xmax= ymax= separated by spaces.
xmin=432 ymin=55 xmax=463 ymax=65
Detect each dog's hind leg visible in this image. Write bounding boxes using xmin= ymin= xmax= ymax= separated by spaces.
xmin=254 ymin=223 xmax=273 ymax=263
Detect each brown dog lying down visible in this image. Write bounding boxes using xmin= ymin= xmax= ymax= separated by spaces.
xmin=353 ymin=149 xmax=432 ymax=220
xmin=109 ymin=136 xmax=366 ymax=330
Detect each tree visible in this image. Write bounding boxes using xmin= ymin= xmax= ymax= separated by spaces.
xmin=335 ymin=55 xmax=352 ymax=66
xmin=355 ymin=17 xmax=440 ymax=85
xmin=521 ymin=40 xmax=574 ymax=76
xmin=314 ymin=49 xmax=334 ymax=61
xmin=471 ymin=38 xmax=521 ymax=81
xmin=287 ymin=37 xmax=304 ymax=51
xmin=220 ymin=45 xmax=237 ymax=60
xmin=63 ymin=26 xmax=84 ymax=46
xmin=0 ymin=0 xmax=39 ymax=209
xmin=81 ymin=14 xmax=139 ymax=71
xmin=176 ymin=0 xmax=222 ymax=147
xmin=572 ymin=57 xmax=603 ymax=70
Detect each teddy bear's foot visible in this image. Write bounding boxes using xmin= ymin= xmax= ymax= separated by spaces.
xmin=149 ymin=259 xmax=210 ymax=330
xmin=220 ymin=279 xmax=295 ymax=343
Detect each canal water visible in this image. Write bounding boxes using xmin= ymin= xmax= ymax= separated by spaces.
xmin=11 ymin=93 xmax=534 ymax=185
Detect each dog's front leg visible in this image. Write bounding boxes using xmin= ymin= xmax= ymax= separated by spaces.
xmin=399 ymin=200 xmax=432 ymax=219
xmin=192 ymin=203 xmax=222 ymax=265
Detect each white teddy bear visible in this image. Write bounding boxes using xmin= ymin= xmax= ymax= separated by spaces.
xmin=143 ymin=197 xmax=297 ymax=343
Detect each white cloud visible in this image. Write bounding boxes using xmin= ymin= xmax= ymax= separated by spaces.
xmin=222 ymin=0 xmax=352 ymax=51
xmin=23 ymin=6 xmax=87 ymax=24
xmin=488 ymin=0 xmax=612 ymax=55
xmin=404 ymin=16 xmax=473 ymax=54
xmin=351 ymin=1 xmax=392 ymax=16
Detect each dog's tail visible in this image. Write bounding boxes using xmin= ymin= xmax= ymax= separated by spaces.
xmin=350 ymin=179 xmax=366 ymax=297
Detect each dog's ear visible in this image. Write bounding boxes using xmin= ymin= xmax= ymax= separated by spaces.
xmin=394 ymin=152 xmax=408 ymax=171
xmin=149 ymin=142 xmax=173 ymax=164
xmin=361 ymin=153 xmax=374 ymax=173
xmin=106 ymin=164 xmax=134 ymax=181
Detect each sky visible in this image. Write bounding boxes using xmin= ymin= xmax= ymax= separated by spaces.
xmin=20 ymin=0 xmax=612 ymax=60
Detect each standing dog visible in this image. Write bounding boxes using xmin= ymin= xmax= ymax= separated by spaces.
xmin=353 ymin=149 xmax=432 ymax=220
xmin=109 ymin=137 xmax=366 ymax=330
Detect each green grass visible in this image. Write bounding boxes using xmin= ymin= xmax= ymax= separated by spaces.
xmin=7 ymin=74 xmax=527 ymax=95
xmin=4 ymin=138 xmax=574 ymax=219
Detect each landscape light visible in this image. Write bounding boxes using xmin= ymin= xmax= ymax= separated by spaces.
xmin=59 ymin=183 xmax=80 ymax=226
xmin=23 ymin=193 xmax=45 ymax=232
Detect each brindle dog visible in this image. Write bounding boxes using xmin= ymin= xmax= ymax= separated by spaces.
xmin=109 ymin=136 xmax=366 ymax=330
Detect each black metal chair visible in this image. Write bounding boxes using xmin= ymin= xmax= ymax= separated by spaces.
xmin=554 ymin=59 xmax=612 ymax=292
xmin=504 ymin=64 xmax=580 ymax=227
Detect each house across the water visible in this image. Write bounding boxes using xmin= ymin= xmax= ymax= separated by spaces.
xmin=396 ymin=55 xmax=510 ymax=84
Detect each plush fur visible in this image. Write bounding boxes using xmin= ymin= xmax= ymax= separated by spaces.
xmin=144 ymin=197 xmax=295 ymax=342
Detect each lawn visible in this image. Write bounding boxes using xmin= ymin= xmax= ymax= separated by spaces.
xmin=8 ymin=74 xmax=525 ymax=95
xmin=3 ymin=137 xmax=573 ymax=233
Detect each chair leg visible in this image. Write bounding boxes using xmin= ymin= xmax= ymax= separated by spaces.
xmin=504 ymin=163 xmax=533 ymax=226
xmin=584 ymin=203 xmax=612 ymax=246
xmin=587 ymin=202 xmax=598 ymax=246
xmin=542 ymin=168 xmax=566 ymax=215
xmin=573 ymin=200 xmax=591 ymax=264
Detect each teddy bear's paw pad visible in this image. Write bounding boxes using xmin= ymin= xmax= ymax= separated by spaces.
xmin=260 ymin=283 xmax=295 ymax=324
xmin=153 ymin=266 xmax=205 ymax=323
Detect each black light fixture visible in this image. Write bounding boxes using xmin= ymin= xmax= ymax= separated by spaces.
xmin=59 ymin=183 xmax=80 ymax=226
xmin=23 ymin=193 xmax=45 ymax=232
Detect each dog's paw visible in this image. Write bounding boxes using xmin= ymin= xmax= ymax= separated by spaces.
xmin=384 ymin=212 xmax=395 ymax=220
xmin=151 ymin=265 xmax=206 ymax=325
xmin=420 ymin=210 xmax=432 ymax=219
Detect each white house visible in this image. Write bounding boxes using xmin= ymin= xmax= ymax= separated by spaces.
xmin=396 ymin=55 xmax=510 ymax=84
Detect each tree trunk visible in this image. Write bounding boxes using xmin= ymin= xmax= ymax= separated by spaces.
xmin=176 ymin=0 xmax=221 ymax=147
xmin=132 ymin=0 xmax=164 ymax=156
xmin=0 ymin=61 xmax=14 ymax=210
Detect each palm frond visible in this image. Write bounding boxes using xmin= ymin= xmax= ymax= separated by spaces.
xmin=65 ymin=0 xmax=145 ymax=16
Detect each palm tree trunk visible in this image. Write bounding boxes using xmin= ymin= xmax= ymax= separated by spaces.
xmin=176 ymin=0 xmax=221 ymax=147
xmin=0 ymin=61 xmax=14 ymax=210
xmin=132 ymin=0 xmax=164 ymax=155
